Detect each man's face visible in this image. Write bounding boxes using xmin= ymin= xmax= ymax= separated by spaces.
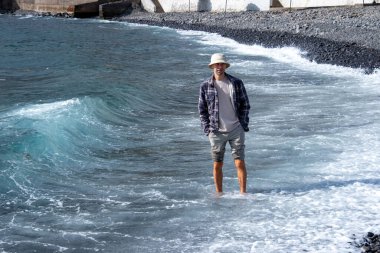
xmin=212 ymin=63 xmax=227 ymax=77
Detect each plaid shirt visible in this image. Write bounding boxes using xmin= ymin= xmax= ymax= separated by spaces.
xmin=198 ymin=73 xmax=250 ymax=135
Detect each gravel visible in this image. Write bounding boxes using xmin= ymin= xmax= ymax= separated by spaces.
xmin=118 ymin=5 xmax=380 ymax=73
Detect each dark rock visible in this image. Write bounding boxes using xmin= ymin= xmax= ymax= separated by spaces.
xmin=100 ymin=0 xmax=132 ymax=19
xmin=351 ymin=232 xmax=380 ymax=253
xmin=74 ymin=1 xmax=100 ymax=18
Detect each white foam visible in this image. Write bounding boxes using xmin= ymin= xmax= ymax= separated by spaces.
xmin=245 ymin=183 xmax=380 ymax=253
xmin=17 ymin=14 xmax=34 ymax=19
xmin=193 ymin=183 xmax=380 ymax=253
xmin=357 ymin=70 xmax=380 ymax=91
xmin=176 ymin=29 xmax=376 ymax=78
xmin=7 ymin=98 xmax=80 ymax=119
xmin=141 ymin=189 xmax=169 ymax=201
xmin=92 ymin=19 xmax=117 ymax=24
xmin=319 ymin=127 xmax=380 ymax=182
xmin=124 ymin=21 xmax=172 ymax=32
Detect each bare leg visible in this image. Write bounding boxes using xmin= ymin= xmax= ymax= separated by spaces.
xmin=213 ymin=162 xmax=223 ymax=193
xmin=234 ymin=159 xmax=247 ymax=193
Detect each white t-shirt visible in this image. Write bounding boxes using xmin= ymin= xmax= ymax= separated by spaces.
xmin=215 ymin=77 xmax=240 ymax=132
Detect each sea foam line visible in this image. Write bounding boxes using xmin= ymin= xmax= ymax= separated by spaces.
xmin=176 ymin=29 xmax=379 ymax=78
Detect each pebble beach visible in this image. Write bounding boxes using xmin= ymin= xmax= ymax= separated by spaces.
xmin=119 ymin=5 xmax=380 ymax=73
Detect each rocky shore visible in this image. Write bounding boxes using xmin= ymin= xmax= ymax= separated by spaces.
xmin=118 ymin=5 xmax=380 ymax=73
xmin=351 ymin=232 xmax=380 ymax=253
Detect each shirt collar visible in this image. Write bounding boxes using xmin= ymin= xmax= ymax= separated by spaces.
xmin=208 ymin=73 xmax=230 ymax=87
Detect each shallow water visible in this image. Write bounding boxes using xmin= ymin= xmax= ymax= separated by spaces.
xmin=0 ymin=14 xmax=379 ymax=252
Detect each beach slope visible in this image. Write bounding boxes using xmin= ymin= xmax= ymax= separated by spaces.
xmin=119 ymin=6 xmax=380 ymax=73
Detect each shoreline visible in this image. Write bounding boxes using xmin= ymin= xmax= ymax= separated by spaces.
xmin=118 ymin=6 xmax=380 ymax=74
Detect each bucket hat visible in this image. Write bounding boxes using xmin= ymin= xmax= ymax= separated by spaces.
xmin=208 ymin=53 xmax=230 ymax=68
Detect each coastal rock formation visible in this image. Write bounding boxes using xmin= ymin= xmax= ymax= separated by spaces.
xmin=100 ymin=0 xmax=140 ymax=19
xmin=0 ymin=0 xmax=141 ymax=18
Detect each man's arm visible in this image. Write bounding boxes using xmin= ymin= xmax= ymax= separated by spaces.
xmin=198 ymin=84 xmax=210 ymax=135
xmin=237 ymin=81 xmax=250 ymax=132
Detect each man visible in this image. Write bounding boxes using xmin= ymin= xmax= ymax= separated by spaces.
xmin=198 ymin=53 xmax=250 ymax=193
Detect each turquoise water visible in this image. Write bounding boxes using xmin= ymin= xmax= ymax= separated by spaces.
xmin=0 ymin=14 xmax=379 ymax=252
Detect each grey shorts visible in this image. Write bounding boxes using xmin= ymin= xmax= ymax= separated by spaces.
xmin=208 ymin=125 xmax=245 ymax=162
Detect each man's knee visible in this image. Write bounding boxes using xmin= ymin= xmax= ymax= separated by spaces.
xmin=234 ymin=159 xmax=246 ymax=169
